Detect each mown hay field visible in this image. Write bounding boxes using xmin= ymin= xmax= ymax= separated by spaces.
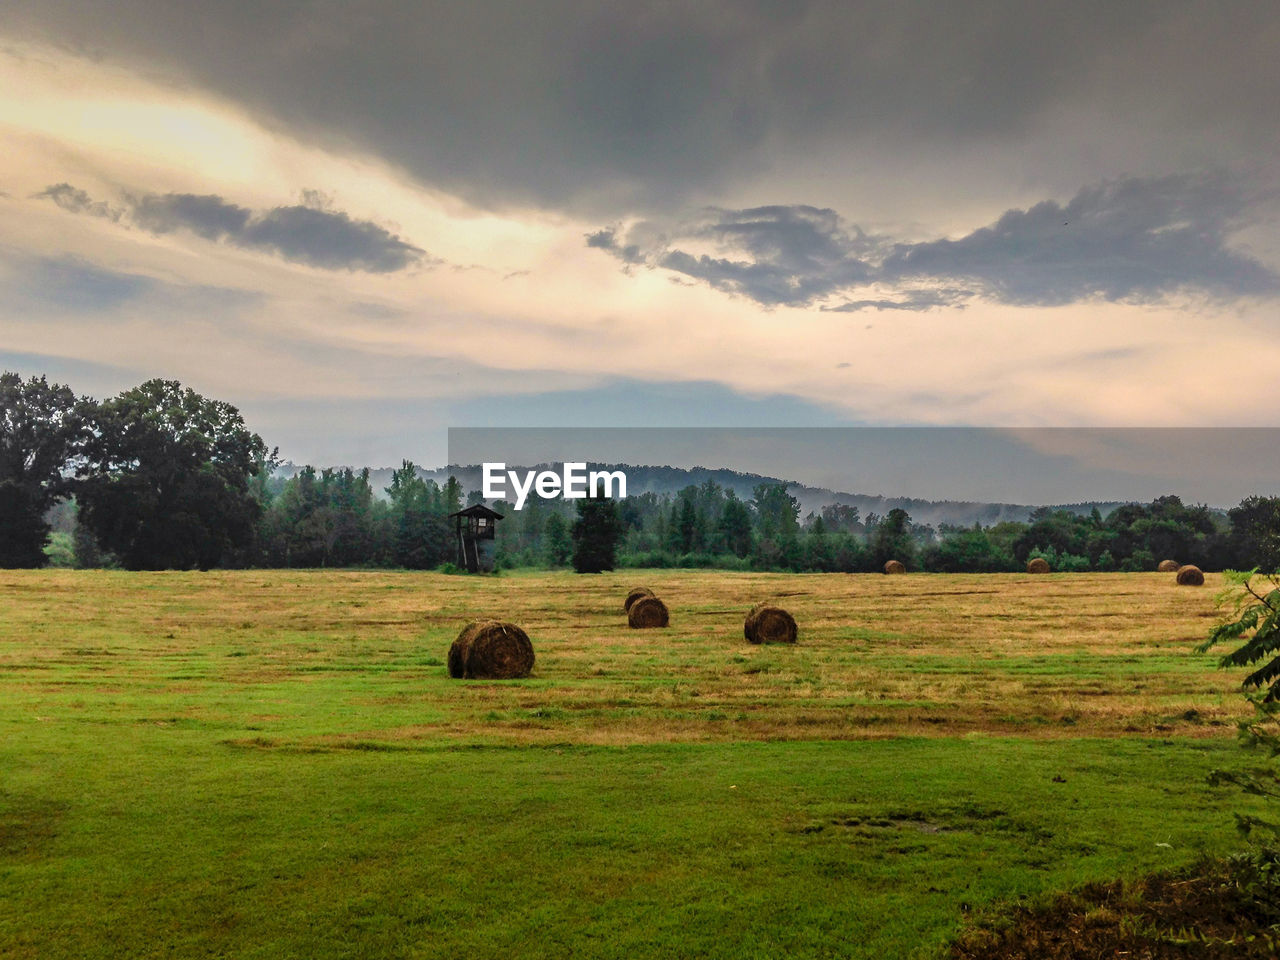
xmin=0 ymin=569 xmax=1263 ymax=959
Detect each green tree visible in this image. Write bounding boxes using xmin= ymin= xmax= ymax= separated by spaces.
xmin=674 ymin=490 xmax=700 ymax=554
xmin=0 ymin=372 xmax=89 ymax=567
xmin=1199 ymin=570 xmax=1280 ymax=852
xmin=926 ymin=525 xmax=1007 ymax=572
xmin=76 ymin=380 xmax=270 ymax=570
xmin=804 ymin=516 xmax=834 ymax=571
xmin=821 ymin=503 xmax=861 ymax=534
xmin=384 ymin=461 xmax=449 ymax=569
xmin=1230 ymin=497 xmax=1280 ymax=572
xmin=717 ymin=494 xmax=753 ymax=558
xmin=869 ymin=508 xmax=917 ymax=570
xmin=1013 ymin=509 xmax=1087 ymax=566
xmin=751 ymin=483 xmax=801 ymax=570
xmin=263 ymin=466 xmax=328 ymax=566
xmin=571 ymin=488 xmax=623 ymax=573
xmin=751 ymin=483 xmax=799 ymax=539
xmin=543 ymin=511 xmax=572 ymax=567
xmin=320 ymin=468 xmax=377 ymax=566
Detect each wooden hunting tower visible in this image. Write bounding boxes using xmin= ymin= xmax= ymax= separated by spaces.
xmin=448 ymin=504 xmax=504 ymax=573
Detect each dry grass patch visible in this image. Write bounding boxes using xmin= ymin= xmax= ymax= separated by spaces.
xmin=0 ymin=568 xmax=1244 ymax=745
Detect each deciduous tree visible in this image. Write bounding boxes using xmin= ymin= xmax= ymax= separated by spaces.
xmin=76 ymin=380 xmax=270 ymax=570
xmin=0 ymin=372 xmax=89 ymax=567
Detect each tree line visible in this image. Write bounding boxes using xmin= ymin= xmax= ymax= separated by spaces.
xmin=492 ymin=481 xmax=1280 ymax=575
xmin=4 ymin=372 xmax=1280 ymax=573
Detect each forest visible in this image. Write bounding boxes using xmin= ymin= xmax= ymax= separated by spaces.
xmin=6 ymin=372 xmax=1280 ymax=573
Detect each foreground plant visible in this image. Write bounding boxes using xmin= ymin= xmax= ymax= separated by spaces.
xmin=1198 ymin=570 xmax=1280 ymax=846
xmin=1195 ymin=569 xmax=1280 ymax=935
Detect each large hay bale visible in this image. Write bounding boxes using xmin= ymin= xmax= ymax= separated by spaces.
xmin=447 ymin=619 xmax=489 ymax=678
xmin=628 ymin=595 xmax=669 ymax=628
xmin=883 ymin=560 xmax=906 ymax=575
xmin=624 ymin=587 xmax=655 ymax=613
xmin=1026 ymin=557 xmax=1051 ymax=574
xmin=1157 ymin=559 xmax=1180 ymax=572
xmin=448 ymin=620 xmax=534 ymax=679
xmin=744 ymin=604 xmax=798 ymax=644
xmin=1176 ymin=564 xmax=1205 ymax=586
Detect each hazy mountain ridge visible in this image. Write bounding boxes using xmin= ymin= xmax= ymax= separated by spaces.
xmin=274 ymin=461 xmax=1132 ymax=528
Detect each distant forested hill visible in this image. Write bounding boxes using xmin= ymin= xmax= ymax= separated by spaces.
xmin=274 ymin=461 xmax=1130 ymax=528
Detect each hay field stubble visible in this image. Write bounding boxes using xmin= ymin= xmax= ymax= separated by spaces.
xmin=0 ymin=569 xmax=1263 ymax=959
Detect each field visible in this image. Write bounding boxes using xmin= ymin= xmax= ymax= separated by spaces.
xmin=0 ymin=569 xmax=1265 ymax=958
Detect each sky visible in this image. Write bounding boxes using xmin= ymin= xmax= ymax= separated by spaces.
xmin=2 ymin=2 xmax=1279 ymax=483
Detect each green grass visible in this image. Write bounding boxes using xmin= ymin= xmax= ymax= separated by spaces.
xmin=1 ymin=735 xmax=1260 ymax=960
xmin=0 ymin=569 xmax=1267 ymax=958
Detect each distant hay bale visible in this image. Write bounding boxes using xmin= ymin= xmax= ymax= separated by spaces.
xmin=744 ymin=604 xmax=798 ymax=644
xmin=883 ymin=560 xmax=906 ymax=575
xmin=624 ymin=587 xmax=656 ymax=613
xmin=628 ymin=595 xmax=669 ymax=628
xmin=1176 ymin=564 xmax=1205 ymax=586
xmin=1026 ymin=557 xmax=1051 ymax=574
xmin=1157 ymin=559 xmax=1180 ymax=573
xmin=448 ymin=620 xmax=534 ymax=679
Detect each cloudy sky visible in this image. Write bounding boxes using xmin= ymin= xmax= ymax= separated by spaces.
xmin=2 ymin=1 xmax=1278 ymax=471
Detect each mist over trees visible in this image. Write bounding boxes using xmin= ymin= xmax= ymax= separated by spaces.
xmin=4 ymin=370 xmax=1280 ymax=574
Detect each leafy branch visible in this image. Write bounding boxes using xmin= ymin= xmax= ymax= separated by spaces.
xmin=1199 ymin=569 xmax=1280 ymax=844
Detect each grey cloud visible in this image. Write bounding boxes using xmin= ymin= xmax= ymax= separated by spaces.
xmin=585 ymin=228 xmax=643 ymax=264
xmin=881 ymin=174 xmax=1278 ymax=304
xmin=6 ymin=2 xmax=1278 ymax=213
xmin=33 ymin=183 xmax=123 ymax=221
xmin=591 ymin=174 xmax=1279 ymax=309
xmin=132 ymin=192 xmax=250 ymax=239
xmin=239 ymin=205 xmax=423 ymax=272
xmin=36 ymin=185 xmax=426 ymax=273
xmin=626 ymin=205 xmax=877 ymax=306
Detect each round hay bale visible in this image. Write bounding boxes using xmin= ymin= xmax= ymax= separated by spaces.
xmin=1176 ymin=564 xmax=1205 ymax=586
xmin=624 ymin=586 xmax=656 ymax=613
xmin=448 ymin=620 xmax=534 ymax=679
xmin=744 ymin=604 xmax=798 ymax=644
xmin=1157 ymin=559 xmax=1180 ymax=572
xmin=883 ymin=559 xmax=906 ymax=575
xmin=447 ymin=619 xmax=490 ymax=678
xmin=628 ymin=595 xmax=669 ymax=628
xmin=1026 ymin=557 xmax=1051 ymax=574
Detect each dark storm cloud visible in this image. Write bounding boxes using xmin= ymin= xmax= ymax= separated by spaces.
xmin=35 ymin=185 xmax=426 ymax=273
xmin=6 ymin=2 xmax=1278 ymax=212
xmin=592 ymin=174 xmax=1279 ymax=309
